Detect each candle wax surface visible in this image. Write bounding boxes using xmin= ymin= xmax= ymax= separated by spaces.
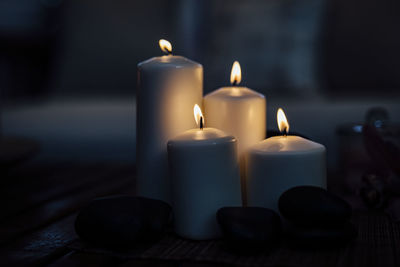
xmin=206 ymin=86 xmax=264 ymax=100
xmin=138 ymin=55 xmax=201 ymax=70
xmin=169 ymin=128 xmax=236 ymax=145
xmin=250 ymin=135 xmax=325 ymax=154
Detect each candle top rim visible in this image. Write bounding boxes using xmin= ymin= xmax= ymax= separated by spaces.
xmin=138 ymin=55 xmax=202 ymax=69
xmin=168 ymin=128 xmax=236 ymax=146
xmin=205 ymin=86 xmax=265 ymax=100
xmin=249 ymin=135 xmax=325 ymax=154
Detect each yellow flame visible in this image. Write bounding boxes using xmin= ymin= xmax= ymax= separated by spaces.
xmin=230 ymin=61 xmax=241 ymax=85
xmin=159 ymin=39 xmax=172 ymax=54
xmin=277 ymin=108 xmax=289 ymax=134
xmin=193 ymin=104 xmax=204 ymax=127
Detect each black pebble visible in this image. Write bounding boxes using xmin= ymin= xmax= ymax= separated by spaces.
xmin=285 ymin=221 xmax=357 ymax=248
xmin=75 ymin=195 xmax=171 ymax=248
xmin=279 ymin=186 xmax=352 ymax=227
xmin=217 ymin=207 xmax=282 ymax=252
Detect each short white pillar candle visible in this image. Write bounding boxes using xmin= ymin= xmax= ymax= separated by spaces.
xmin=136 ymin=40 xmax=203 ymax=204
xmin=168 ymin=105 xmax=242 ymax=240
xmin=246 ymin=108 xmax=327 ymax=212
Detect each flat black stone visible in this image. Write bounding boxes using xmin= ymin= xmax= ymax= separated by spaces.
xmin=75 ymin=195 xmax=171 ymax=248
xmin=285 ymin=221 xmax=357 ymax=248
xmin=279 ymin=186 xmax=352 ymax=227
xmin=217 ymin=207 xmax=282 ymax=252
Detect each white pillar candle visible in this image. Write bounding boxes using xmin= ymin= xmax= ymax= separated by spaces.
xmin=167 ymin=105 xmax=242 ymax=240
xmin=204 ymin=61 xmax=266 ymax=155
xmin=204 ymin=61 xmax=266 ymax=204
xmin=246 ymin=108 xmax=327 ymax=212
xmin=137 ymin=40 xmax=203 ymax=204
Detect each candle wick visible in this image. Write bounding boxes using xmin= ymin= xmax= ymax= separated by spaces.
xmin=200 ymin=116 xmax=204 ymax=130
xmin=232 ymin=80 xmax=238 ymax=86
xmin=162 ymin=50 xmax=172 ymax=56
xmin=163 ymin=49 xmax=172 ymax=56
xmin=283 ymin=127 xmax=288 ymax=137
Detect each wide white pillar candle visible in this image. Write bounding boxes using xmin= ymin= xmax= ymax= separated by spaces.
xmin=137 ymin=40 xmax=203 ymax=204
xmin=246 ymin=108 xmax=327 ymax=212
xmin=167 ymin=105 xmax=242 ymax=240
xmin=204 ymin=61 xmax=266 ymax=204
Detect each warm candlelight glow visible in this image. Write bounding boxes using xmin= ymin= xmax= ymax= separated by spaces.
xmin=193 ymin=104 xmax=204 ymax=129
xmin=230 ymin=61 xmax=241 ymax=85
xmin=159 ymin=39 xmax=172 ymax=54
xmin=277 ymin=108 xmax=289 ymax=135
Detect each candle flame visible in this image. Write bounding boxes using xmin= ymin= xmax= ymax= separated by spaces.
xmin=193 ymin=104 xmax=204 ymax=129
xmin=230 ymin=61 xmax=241 ymax=85
xmin=159 ymin=39 xmax=172 ymax=54
xmin=277 ymin=108 xmax=289 ymax=135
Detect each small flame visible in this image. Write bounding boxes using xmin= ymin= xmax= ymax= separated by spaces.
xmin=159 ymin=39 xmax=172 ymax=54
xmin=230 ymin=61 xmax=242 ymax=85
xmin=193 ymin=104 xmax=204 ymax=129
xmin=277 ymin=108 xmax=289 ymax=135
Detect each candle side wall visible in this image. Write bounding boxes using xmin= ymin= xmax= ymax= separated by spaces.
xmin=246 ymin=147 xmax=326 ymax=212
xmin=136 ymin=59 xmax=203 ymax=204
xmin=168 ymin=137 xmax=242 ymax=240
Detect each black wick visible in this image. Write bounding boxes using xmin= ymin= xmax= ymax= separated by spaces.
xmin=200 ymin=117 xmax=204 ymax=130
xmin=282 ymin=127 xmax=288 ymax=137
xmin=162 ymin=47 xmax=172 ymax=55
xmin=232 ymin=80 xmax=238 ymax=86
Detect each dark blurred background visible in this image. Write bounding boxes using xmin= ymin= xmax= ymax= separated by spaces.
xmin=1 ymin=0 xmax=400 ymax=171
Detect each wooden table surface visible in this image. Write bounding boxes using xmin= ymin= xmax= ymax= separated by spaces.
xmin=1 ymin=161 xmax=399 ymax=267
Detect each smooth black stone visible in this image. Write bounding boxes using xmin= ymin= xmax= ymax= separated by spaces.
xmin=279 ymin=186 xmax=352 ymax=226
xmin=285 ymin=221 xmax=357 ymax=248
xmin=75 ymin=195 xmax=171 ymax=248
xmin=217 ymin=207 xmax=282 ymax=252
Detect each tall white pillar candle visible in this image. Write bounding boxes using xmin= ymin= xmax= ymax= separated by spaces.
xmin=246 ymin=108 xmax=327 ymax=212
xmin=167 ymin=105 xmax=242 ymax=240
xmin=204 ymin=61 xmax=266 ymax=204
xmin=137 ymin=40 xmax=203 ymax=204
